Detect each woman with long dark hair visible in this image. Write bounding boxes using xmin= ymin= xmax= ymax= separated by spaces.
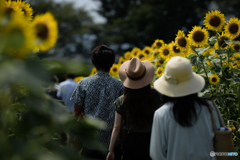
xmin=106 ymin=57 xmax=162 ymax=160
xmin=150 ymin=56 xmax=224 ymax=160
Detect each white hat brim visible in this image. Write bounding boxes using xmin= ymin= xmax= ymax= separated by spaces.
xmin=154 ymin=72 xmax=205 ymax=97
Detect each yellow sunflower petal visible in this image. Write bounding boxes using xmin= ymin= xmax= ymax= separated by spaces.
xmin=159 ymin=44 xmax=172 ymax=58
xmin=13 ymin=0 xmax=33 ymax=22
xmin=214 ymin=33 xmax=230 ymax=50
xmin=156 ymin=67 xmax=164 ymax=77
xmin=110 ymin=64 xmax=119 ymax=76
xmin=175 ymin=30 xmax=189 ymax=50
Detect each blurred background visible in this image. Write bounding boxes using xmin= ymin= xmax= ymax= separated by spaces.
xmin=26 ymin=0 xmax=240 ymax=81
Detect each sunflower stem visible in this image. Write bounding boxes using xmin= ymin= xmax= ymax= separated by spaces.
xmin=192 ymin=47 xmax=209 ymax=79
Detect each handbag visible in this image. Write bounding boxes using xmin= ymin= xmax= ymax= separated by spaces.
xmin=207 ymin=101 xmax=237 ymax=160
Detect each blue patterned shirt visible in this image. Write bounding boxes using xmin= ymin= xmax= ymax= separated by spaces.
xmin=70 ymin=71 xmax=124 ymax=149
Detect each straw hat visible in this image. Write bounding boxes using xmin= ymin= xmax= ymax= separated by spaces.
xmin=119 ymin=57 xmax=154 ymax=89
xmin=154 ymin=56 xmax=205 ymax=97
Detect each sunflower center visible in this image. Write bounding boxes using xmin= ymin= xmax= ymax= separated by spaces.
xmin=158 ymin=60 xmax=164 ymax=65
xmin=173 ymin=46 xmax=180 ymax=53
xmin=219 ymin=36 xmax=229 ymax=48
xmin=6 ymin=8 xmax=14 ymax=14
xmin=209 ymin=16 xmax=221 ymax=27
xmin=178 ymin=38 xmax=187 ymax=47
xmin=234 ymin=44 xmax=240 ymax=51
xmin=163 ymin=49 xmax=169 ymax=56
xmin=158 ymin=69 xmax=162 ymax=74
xmin=193 ymin=31 xmax=204 ymax=42
xmin=156 ymin=42 xmax=162 ymax=47
xmin=229 ymin=23 xmax=239 ymax=34
xmin=113 ymin=68 xmax=117 ymax=72
xmin=133 ymin=51 xmax=138 ymax=56
xmin=139 ymin=54 xmax=144 ymax=59
xmin=145 ymin=50 xmax=150 ymax=54
xmin=212 ymin=77 xmax=217 ymax=82
xmin=22 ymin=8 xmax=27 ymax=16
xmin=35 ymin=23 xmax=49 ymax=40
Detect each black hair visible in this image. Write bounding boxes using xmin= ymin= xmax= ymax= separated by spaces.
xmin=67 ymin=73 xmax=75 ymax=79
xmin=124 ymin=84 xmax=160 ymax=126
xmin=163 ymin=93 xmax=208 ymax=127
xmin=91 ymin=44 xmax=115 ymax=71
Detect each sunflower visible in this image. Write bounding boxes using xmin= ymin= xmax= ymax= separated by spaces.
xmin=142 ymin=46 xmax=153 ymax=56
xmin=124 ymin=51 xmax=131 ymax=60
xmin=118 ymin=56 xmax=125 ymax=65
xmin=154 ymin=58 xmax=165 ymax=66
xmin=230 ymin=41 xmax=240 ymax=52
xmin=4 ymin=14 xmax=33 ymax=58
xmin=4 ymin=0 xmax=23 ymax=16
xmin=31 ymin=12 xmax=58 ymax=52
xmin=156 ymin=67 xmax=164 ymax=77
xmin=137 ymin=51 xmax=147 ymax=61
xmin=131 ymin=47 xmax=141 ymax=57
xmin=188 ymin=26 xmax=209 ymax=47
xmin=169 ymin=41 xmax=182 ymax=56
xmin=209 ymin=74 xmax=220 ymax=85
xmin=13 ymin=0 xmax=33 ymax=22
xmin=74 ymin=76 xmax=85 ymax=83
xmin=152 ymin=39 xmax=165 ymax=49
xmin=204 ymin=10 xmax=225 ymax=32
xmin=110 ymin=64 xmax=119 ymax=76
xmin=159 ymin=44 xmax=172 ymax=58
xmin=224 ymin=18 xmax=240 ymax=39
xmin=89 ymin=67 xmax=97 ymax=76
xmin=175 ymin=30 xmax=189 ymax=50
xmin=214 ymin=33 xmax=230 ymax=50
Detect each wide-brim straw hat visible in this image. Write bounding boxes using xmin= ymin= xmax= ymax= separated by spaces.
xmin=154 ymin=56 xmax=205 ymax=97
xmin=119 ymin=57 xmax=154 ymax=89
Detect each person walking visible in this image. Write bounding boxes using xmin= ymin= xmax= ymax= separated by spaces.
xmin=106 ymin=57 xmax=163 ymax=160
xmin=70 ymin=45 xmax=124 ymax=160
xmin=150 ymin=56 xmax=224 ymax=160
xmin=57 ymin=73 xmax=77 ymax=113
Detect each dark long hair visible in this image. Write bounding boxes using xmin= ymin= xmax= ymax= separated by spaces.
xmin=124 ymin=84 xmax=159 ymax=125
xmin=163 ymin=93 xmax=208 ymax=127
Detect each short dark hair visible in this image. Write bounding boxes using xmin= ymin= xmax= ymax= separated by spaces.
xmin=91 ymin=44 xmax=115 ymax=71
xmin=67 ymin=73 xmax=75 ymax=79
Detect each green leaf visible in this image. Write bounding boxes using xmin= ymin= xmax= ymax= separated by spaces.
xmin=195 ymin=47 xmax=210 ymax=55
xmin=191 ymin=55 xmax=198 ymax=66
xmin=227 ymin=97 xmax=235 ymax=101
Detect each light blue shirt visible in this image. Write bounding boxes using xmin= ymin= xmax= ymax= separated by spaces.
xmin=150 ymin=101 xmax=223 ymax=160
xmin=57 ymin=79 xmax=77 ymax=112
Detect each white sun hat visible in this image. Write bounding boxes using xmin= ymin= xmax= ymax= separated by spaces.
xmin=154 ymin=56 xmax=205 ymax=97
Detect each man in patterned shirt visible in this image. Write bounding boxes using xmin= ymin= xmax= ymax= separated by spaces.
xmin=70 ymin=44 xmax=124 ymax=160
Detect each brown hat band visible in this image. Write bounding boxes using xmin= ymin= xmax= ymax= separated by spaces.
xmin=125 ymin=67 xmax=146 ymax=81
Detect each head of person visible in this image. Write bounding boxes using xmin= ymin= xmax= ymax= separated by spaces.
xmin=66 ymin=73 xmax=75 ymax=79
xmin=91 ymin=44 xmax=115 ymax=72
xmin=154 ymin=56 xmax=206 ymax=127
xmin=118 ymin=57 xmax=158 ymax=125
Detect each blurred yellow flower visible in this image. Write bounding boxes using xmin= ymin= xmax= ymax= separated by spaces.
xmin=204 ymin=10 xmax=225 ymax=32
xmin=142 ymin=46 xmax=153 ymax=56
xmin=74 ymin=76 xmax=85 ymax=83
xmin=209 ymin=74 xmax=220 ymax=85
xmin=154 ymin=58 xmax=165 ymax=66
xmin=175 ymin=30 xmax=189 ymax=51
xmin=156 ymin=67 xmax=164 ymax=77
xmin=159 ymin=44 xmax=172 ymax=59
xmin=5 ymin=0 xmax=23 ymax=16
xmin=188 ymin=26 xmax=209 ymax=47
xmin=137 ymin=51 xmax=147 ymax=61
xmin=230 ymin=41 xmax=240 ymax=52
xmin=131 ymin=47 xmax=141 ymax=57
xmin=13 ymin=0 xmax=33 ymax=22
xmin=31 ymin=12 xmax=58 ymax=52
xmin=118 ymin=56 xmax=125 ymax=65
xmin=152 ymin=39 xmax=164 ymax=49
xmin=224 ymin=18 xmax=240 ymax=39
xmin=110 ymin=64 xmax=119 ymax=76
xmin=169 ymin=41 xmax=182 ymax=57
xmin=124 ymin=51 xmax=131 ymax=60
xmin=231 ymin=126 xmax=236 ymax=130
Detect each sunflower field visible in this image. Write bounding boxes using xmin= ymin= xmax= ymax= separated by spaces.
xmin=0 ymin=0 xmax=105 ymax=160
xmin=78 ymin=10 xmax=240 ymax=152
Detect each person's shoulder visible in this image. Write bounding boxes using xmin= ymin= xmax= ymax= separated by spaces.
xmin=155 ymin=102 xmax=171 ymax=117
xmin=114 ymin=94 xmax=124 ymax=106
xmin=110 ymin=77 xmax=124 ymax=87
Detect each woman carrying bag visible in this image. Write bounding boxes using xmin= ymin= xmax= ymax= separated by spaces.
xmin=106 ymin=57 xmax=163 ymax=160
xmin=150 ymin=56 xmax=233 ymax=160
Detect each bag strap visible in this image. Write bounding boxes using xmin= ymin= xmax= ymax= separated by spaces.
xmin=206 ymin=100 xmax=224 ymax=132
